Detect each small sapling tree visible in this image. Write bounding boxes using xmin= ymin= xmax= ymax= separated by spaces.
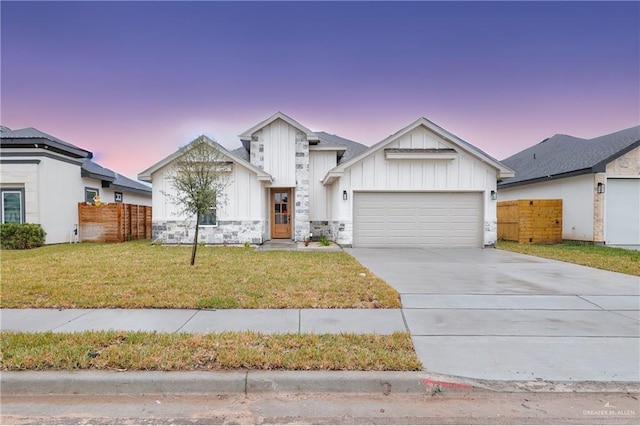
xmin=166 ymin=136 xmax=230 ymax=265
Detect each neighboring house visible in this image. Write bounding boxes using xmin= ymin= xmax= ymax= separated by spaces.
xmin=139 ymin=112 xmax=513 ymax=248
xmin=498 ymin=125 xmax=640 ymax=245
xmin=0 ymin=126 xmax=152 ymax=244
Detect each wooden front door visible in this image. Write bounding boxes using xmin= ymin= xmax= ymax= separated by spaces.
xmin=271 ymin=189 xmax=292 ymax=239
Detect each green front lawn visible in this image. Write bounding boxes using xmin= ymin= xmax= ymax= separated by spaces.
xmin=1 ymin=241 xmax=400 ymax=309
xmin=497 ymin=240 xmax=640 ymax=276
xmin=0 ymin=331 xmax=422 ymax=371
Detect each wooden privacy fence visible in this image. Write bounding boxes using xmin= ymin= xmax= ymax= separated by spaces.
xmin=78 ymin=202 xmax=152 ymax=242
xmin=497 ymin=199 xmax=562 ymax=244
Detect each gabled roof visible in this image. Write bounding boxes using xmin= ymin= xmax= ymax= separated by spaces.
xmin=138 ymin=135 xmax=273 ymax=183
xmin=499 ymin=125 xmax=640 ymax=188
xmin=315 ymin=132 xmax=368 ymax=164
xmin=230 ymin=130 xmax=367 ymax=166
xmin=0 ymin=126 xmax=92 ymax=159
xmin=238 ymin=111 xmax=319 ymax=143
xmin=322 ymin=117 xmax=514 ymax=185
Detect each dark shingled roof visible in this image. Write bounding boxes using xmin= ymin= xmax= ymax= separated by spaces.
xmin=230 ymin=131 xmax=368 ymax=165
xmin=112 ymin=172 xmax=152 ymax=194
xmin=499 ymin=125 xmax=640 ymax=188
xmin=314 ymin=131 xmax=368 ymax=164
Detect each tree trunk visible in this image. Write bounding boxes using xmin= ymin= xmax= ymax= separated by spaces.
xmin=191 ymin=213 xmax=199 ymax=266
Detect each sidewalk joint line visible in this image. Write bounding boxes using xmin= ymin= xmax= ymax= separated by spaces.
xmin=51 ymin=310 xmax=94 ymax=332
xmin=174 ymin=309 xmax=199 ymax=333
xmin=577 ymin=295 xmax=606 ymax=311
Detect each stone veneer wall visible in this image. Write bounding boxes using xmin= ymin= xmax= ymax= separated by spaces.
xmin=309 ymin=221 xmax=332 ymax=241
xmin=606 ymin=146 xmax=640 ymax=175
xmin=293 ymin=131 xmax=310 ymax=242
xmin=593 ymin=173 xmax=606 ymax=243
xmin=330 ymin=220 xmax=353 ymax=246
xmin=484 ymin=220 xmax=497 ymax=247
xmin=152 ymin=220 xmax=264 ymax=245
xmin=250 ymin=135 xmax=264 ymax=169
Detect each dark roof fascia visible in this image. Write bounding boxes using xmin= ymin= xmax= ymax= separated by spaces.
xmin=107 ymin=183 xmax=152 ymax=195
xmin=0 ymin=150 xmax=84 ymax=166
xmin=498 ymin=167 xmax=593 ymax=189
xmin=591 ymin=139 xmax=640 ymax=173
xmin=0 ymin=137 xmax=91 ymax=159
xmin=0 ymin=159 xmax=41 ymax=165
xmin=385 ymin=148 xmax=457 ymax=153
xmin=81 ymin=168 xmax=116 ymax=182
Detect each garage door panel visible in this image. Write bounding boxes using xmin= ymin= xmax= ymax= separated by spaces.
xmin=606 ymin=179 xmax=640 ymax=245
xmin=353 ymin=192 xmax=482 ymax=248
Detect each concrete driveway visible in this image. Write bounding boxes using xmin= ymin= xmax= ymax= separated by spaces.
xmin=346 ymin=248 xmax=640 ymax=382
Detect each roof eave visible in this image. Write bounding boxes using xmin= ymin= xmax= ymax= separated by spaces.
xmin=498 ymin=168 xmax=592 ymax=189
xmin=322 ymin=171 xmax=343 ymax=186
xmin=108 ymin=183 xmax=152 ymax=195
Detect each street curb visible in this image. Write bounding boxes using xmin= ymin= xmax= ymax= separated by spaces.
xmin=1 ymin=371 xmax=472 ymax=396
xmin=2 ymin=371 xmax=638 ymax=396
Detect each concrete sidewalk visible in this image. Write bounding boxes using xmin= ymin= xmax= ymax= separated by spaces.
xmin=0 ymin=308 xmax=406 ymax=335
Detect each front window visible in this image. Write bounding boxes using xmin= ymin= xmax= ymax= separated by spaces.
xmin=198 ymin=207 xmax=216 ymax=226
xmin=2 ymin=189 xmax=24 ymax=224
xmin=85 ymin=187 xmax=99 ymax=203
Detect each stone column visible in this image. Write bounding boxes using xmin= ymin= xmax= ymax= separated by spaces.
xmin=294 ymin=132 xmax=310 ymax=242
xmin=593 ymin=173 xmax=605 ymax=244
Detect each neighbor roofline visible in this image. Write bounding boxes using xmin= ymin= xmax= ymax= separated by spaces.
xmin=499 ymin=138 xmax=640 ymax=189
xmin=0 ymin=137 xmax=92 ymax=159
xmin=498 ymin=167 xmax=593 ymax=189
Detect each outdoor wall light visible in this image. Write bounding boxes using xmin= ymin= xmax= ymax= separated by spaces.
xmin=343 ymin=190 xmax=348 ymax=201
xmin=490 ymin=190 xmax=498 ymax=200
xmin=597 ymin=183 xmax=605 ymax=194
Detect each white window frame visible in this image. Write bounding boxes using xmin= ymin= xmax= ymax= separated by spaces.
xmin=198 ymin=207 xmax=217 ymax=227
xmin=1 ymin=188 xmax=25 ymax=224
xmin=85 ymin=187 xmax=99 ymax=203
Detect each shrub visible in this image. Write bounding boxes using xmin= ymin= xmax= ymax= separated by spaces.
xmin=0 ymin=223 xmax=46 ymax=250
xmin=319 ymin=235 xmax=331 ymax=246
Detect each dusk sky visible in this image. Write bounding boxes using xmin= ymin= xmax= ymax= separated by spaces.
xmin=2 ymin=1 xmax=638 ymax=180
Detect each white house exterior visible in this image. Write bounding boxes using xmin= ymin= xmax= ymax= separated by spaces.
xmin=498 ymin=125 xmax=640 ymax=245
xmin=0 ymin=127 xmax=152 ymax=244
xmin=139 ymin=112 xmax=514 ymax=248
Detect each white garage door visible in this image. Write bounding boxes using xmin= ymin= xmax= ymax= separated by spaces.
xmin=353 ymin=192 xmax=483 ymax=248
xmin=606 ymin=178 xmax=640 ymax=245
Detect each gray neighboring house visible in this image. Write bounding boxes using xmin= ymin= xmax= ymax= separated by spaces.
xmin=0 ymin=126 xmax=152 ymax=244
xmin=498 ymin=125 xmax=640 ymax=245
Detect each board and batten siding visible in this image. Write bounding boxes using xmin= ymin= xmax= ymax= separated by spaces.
xmin=254 ymin=118 xmax=298 ymax=187
xmin=329 ymin=125 xmax=499 ymax=246
xmin=498 ymin=174 xmax=594 ymax=241
xmin=152 ymin=160 xmax=263 ymax=222
xmin=309 ymin=150 xmax=337 ymax=220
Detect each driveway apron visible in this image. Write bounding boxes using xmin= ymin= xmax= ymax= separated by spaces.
xmin=346 ymin=248 xmax=640 ymax=382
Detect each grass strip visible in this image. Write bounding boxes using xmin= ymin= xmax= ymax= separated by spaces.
xmin=1 ymin=241 xmax=400 ymax=309
xmin=0 ymin=331 xmax=422 ymax=371
xmin=497 ymin=241 xmax=639 ymax=276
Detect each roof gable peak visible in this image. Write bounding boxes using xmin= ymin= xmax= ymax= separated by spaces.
xmin=238 ymin=111 xmax=318 ymax=142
